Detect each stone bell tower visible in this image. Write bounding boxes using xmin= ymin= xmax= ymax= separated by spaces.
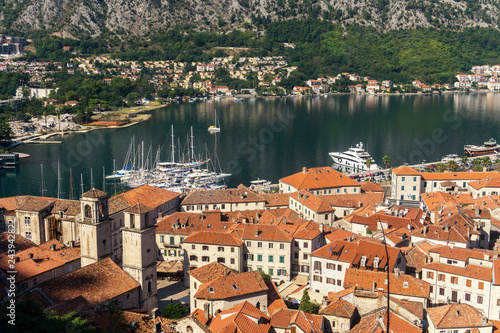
xmin=79 ymin=189 xmax=113 ymax=267
xmin=121 ymin=203 xmax=158 ymax=311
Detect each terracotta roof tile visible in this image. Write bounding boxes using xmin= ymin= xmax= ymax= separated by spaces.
xmin=351 ymin=309 xmax=421 ymax=333
xmin=289 ymin=190 xmax=334 ymax=213
xmin=280 ymin=166 xmax=359 ymax=190
xmin=427 ymin=303 xmax=493 ymax=329
xmin=183 ymin=231 xmax=243 ymax=246
xmin=322 ymin=192 xmax=384 ymax=208
xmin=124 ymin=203 xmax=153 ymax=214
xmin=392 ymin=166 xmax=420 ymax=176
xmin=81 ymin=188 xmax=107 ymax=199
xmin=188 ymin=262 xmax=234 ymax=284
xmin=194 ymin=270 xmax=268 ymax=300
xmin=344 ymin=268 xmax=430 ymax=298
xmin=18 ymin=196 xmax=55 ymax=212
xmin=319 ymin=298 xmax=356 ymax=318
xmin=182 ymin=186 xmax=264 ymax=206
xmin=109 ymin=184 xmax=180 ymax=214
xmin=361 ymin=181 xmax=384 ymax=193
xmin=423 ymin=262 xmax=492 ymax=281
xmin=208 ymin=301 xmax=271 ymax=333
xmin=37 ymin=257 xmax=140 ymax=307
xmin=270 ymin=308 xmax=323 ymax=332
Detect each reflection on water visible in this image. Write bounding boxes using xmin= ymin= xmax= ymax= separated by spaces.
xmin=3 ymin=93 xmax=500 ymax=198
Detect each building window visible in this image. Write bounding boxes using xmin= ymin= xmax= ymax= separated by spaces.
xmin=313 ymin=275 xmax=322 ymax=282
xmin=231 ymin=247 xmax=235 ymax=253
xmin=327 ymin=263 xmax=334 ymax=270
xmin=33 ymin=278 xmax=37 ymax=285
xmin=465 ymin=293 xmax=471 ymax=301
xmin=190 ymin=255 xmax=198 ymax=261
xmin=402 ymin=177 xmax=405 ymax=181
xmin=438 ymin=274 xmax=445 ymax=281
xmin=277 ymin=269 xmax=287 ymax=276
xmin=279 ymin=256 xmax=285 ymax=263
xmin=268 ymin=268 xmax=273 ymax=276
xmin=170 ymin=237 xmax=175 ymax=245
xmin=427 ymin=271 xmax=434 ymax=279
xmin=430 ymin=286 xmax=433 ymax=293
xmin=24 ymin=217 xmax=31 ymax=225
xmin=439 ymin=288 xmax=445 ymax=296
xmin=304 ymin=242 xmax=308 ymax=248
xmin=25 ymin=232 xmax=31 ymax=240
xmin=218 ymin=247 xmax=224 ymax=252
xmin=247 ymin=241 xmax=251 ymax=247
xmin=451 ymin=276 xmax=458 ymax=284
xmin=401 ymin=186 xmax=404 ymax=190
xmin=217 ymin=257 xmax=225 ymax=264
xmin=294 ymin=252 xmax=299 ymax=259
xmin=247 ymin=254 xmax=253 ymax=260
xmin=280 ymin=243 xmax=285 ymax=250
xmin=327 ymin=278 xmax=334 ymax=284
xmin=479 ymin=282 xmax=484 ymax=290
xmin=257 ymin=254 xmax=262 ymax=262
xmin=268 ymin=255 xmax=274 ymax=262
xmin=413 ymin=186 xmax=416 ymax=191
xmin=301 ymin=265 xmax=309 ymax=273
xmin=337 ymin=265 xmax=342 ymax=271
xmin=202 ymin=246 xmax=209 ymax=251
xmin=230 ymin=258 xmax=235 ymax=265
xmin=258 ymin=242 xmax=262 ymax=248
xmin=303 ymin=254 xmax=308 ymax=260
xmin=478 ymin=295 xmax=484 ymax=304
xmin=160 ymin=236 xmax=164 ymax=243
xmin=192 ymin=245 xmax=196 ymax=250
xmin=337 ymin=279 xmax=342 ymax=286
xmin=202 ymin=256 xmax=209 ymax=262
xmin=269 ymin=243 xmax=273 ymax=249
xmin=413 ymin=177 xmax=417 ymax=182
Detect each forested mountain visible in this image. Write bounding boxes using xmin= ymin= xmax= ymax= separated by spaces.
xmin=1 ymin=0 xmax=500 ymax=38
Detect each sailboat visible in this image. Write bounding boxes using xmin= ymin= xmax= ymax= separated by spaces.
xmin=208 ymin=109 xmax=221 ymax=133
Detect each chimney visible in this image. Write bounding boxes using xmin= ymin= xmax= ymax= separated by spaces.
xmin=158 ymin=212 xmax=163 ymax=218
xmin=444 ymin=224 xmax=450 ymax=232
xmin=255 ymin=229 xmax=259 ymax=237
xmin=28 ymin=253 xmax=34 ymax=259
xmin=50 ymin=244 xmax=56 ymax=251
xmin=204 ymin=303 xmax=210 ymax=320
xmin=394 ymin=268 xmax=401 ymax=278
xmin=481 ymin=316 xmax=488 ymax=326
xmin=302 ymin=167 xmax=307 ymax=174
xmin=151 ymin=307 xmax=159 ymax=320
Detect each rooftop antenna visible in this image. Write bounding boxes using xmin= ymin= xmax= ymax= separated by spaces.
xmin=80 ymin=173 xmax=84 ymax=196
xmin=40 ymin=163 xmax=46 ymax=197
xmin=69 ymin=168 xmax=74 ymax=200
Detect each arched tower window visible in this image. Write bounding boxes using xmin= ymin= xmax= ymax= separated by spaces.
xmin=130 ymin=214 xmax=135 ymax=229
xmin=148 ymin=281 xmax=152 ymax=293
xmin=99 ymin=204 xmax=106 ymax=219
xmin=84 ymin=205 xmax=92 ymax=219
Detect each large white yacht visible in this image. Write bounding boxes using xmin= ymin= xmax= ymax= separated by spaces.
xmin=329 ymin=142 xmax=379 ymax=172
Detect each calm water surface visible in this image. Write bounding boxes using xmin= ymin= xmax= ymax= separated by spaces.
xmin=3 ymin=93 xmax=500 ymax=198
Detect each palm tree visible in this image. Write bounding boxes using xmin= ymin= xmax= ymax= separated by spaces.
xmin=436 ymin=163 xmax=446 ymax=173
xmin=483 ymin=156 xmax=492 ymax=171
xmin=447 ymin=160 xmax=458 ymax=172
xmin=461 ymin=155 xmax=468 ymax=166
xmin=472 ymin=158 xmax=483 ymax=171
xmin=382 ymin=155 xmax=390 ymax=169
xmin=366 ymin=158 xmax=373 ymax=170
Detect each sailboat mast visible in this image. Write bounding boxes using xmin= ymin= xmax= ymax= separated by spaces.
xmin=40 ymin=163 xmax=46 ymax=197
xmin=171 ymin=125 xmax=175 ymax=163
xmin=90 ymin=168 xmax=94 ymax=188
xmin=69 ymin=168 xmax=74 ymax=200
xmin=191 ymin=126 xmax=195 ymax=161
xmin=80 ymin=173 xmax=84 ymax=196
xmin=57 ymin=161 xmax=61 ymax=199
xmin=102 ymin=166 xmax=106 ymax=192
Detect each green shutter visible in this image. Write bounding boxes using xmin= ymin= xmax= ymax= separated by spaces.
xmin=258 ymin=254 xmax=262 ymax=262
xmin=280 ymin=256 xmax=285 ymax=263
xmin=269 ymin=255 xmax=274 ymax=262
xmin=268 ymin=268 xmax=274 ymax=276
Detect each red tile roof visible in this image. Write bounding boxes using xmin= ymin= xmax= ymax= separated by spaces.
xmin=270 ymin=308 xmax=323 ymax=332
xmin=188 ymin=262 xmax=234 ymax=284
xmin=344 ymin=268 xmax=430 ymax=298
xmin=289 ymin=190 xmax=334 ymax=213
xmin=351 ymin=309 xmax=422 ymax=333
xmin=427 ymin=303 xmax=493 ymax=329
xmin=423 ymin=262 xmax=492 ymax=281
xmin=280 ymin=166 xmax=359 ymax=190
xmin=361 ymin=181 xmax=384 ymax=193
xmin=429 ymin=245 xmax=492 ymax=262
xmin=208 ymin=301 xmax=270 ymax=333
xmin=109 ymin=184 xmax=180 ymax=214
xmin=194 ymin=270 xmax=268 ymax=300
xmin=392 ymin=166 xmax=420 ymax=176
xmin=322 ymin=192 xmax=384 ymax=208
xmin=319 ymin=298 xmax=356 ymax=318
xmin=37 ymin=258 xmax=140 ymax=307
xmin=181 ymin=186 xmax=264 ymax=205
xmin=182 ymin=231 xmax=244 ymax=246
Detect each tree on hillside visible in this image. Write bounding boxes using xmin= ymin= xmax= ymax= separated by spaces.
xmin=298 ymin=289 xmax=320 ymax=314
xmin=0 ymin=119 xmax=12 ymax=142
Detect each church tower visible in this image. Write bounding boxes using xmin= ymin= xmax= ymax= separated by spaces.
xmin=79 ymin=189 xmax=113 ymax=267
xmin=121 ymin=203 xmax=158 ymax=311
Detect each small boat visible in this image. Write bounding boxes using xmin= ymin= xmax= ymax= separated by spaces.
xmin=250 ymin=178 xmax=271 ymax=186
xmin=233 ymin=98 xmax=244 ymax=102
xmin=208 ymin=109 xmax=221 ymax=133
xmin=441 ymin=154 xmax=459 ymax=162
xmin=464 ymin=138 xmax=500 ymax=156
xmin=329 ymin=142 xmax=379 ymax=172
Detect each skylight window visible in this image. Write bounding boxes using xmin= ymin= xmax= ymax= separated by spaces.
xmin=209 ymin=287 xmax=214 ymax=293
xmin=232 ymin=284 xmax=238 ymax=291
